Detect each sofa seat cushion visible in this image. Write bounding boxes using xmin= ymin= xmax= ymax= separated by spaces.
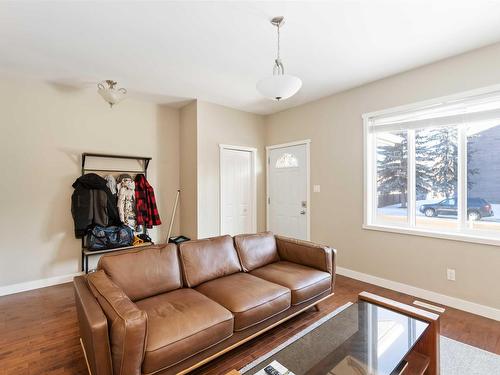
xmin=251 ymin=261 xmax=331 ymax=305
xmin=196 ymin=273 xmax=291 ymax=331
xmin=135 ymin=288 xmax=233 ymax=374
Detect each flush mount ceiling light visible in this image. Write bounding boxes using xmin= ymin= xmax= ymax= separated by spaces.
xmin=256 ymin=16 xmax=302 ymax=101
xmin=97 ymin=80 xmax=127 ymax=107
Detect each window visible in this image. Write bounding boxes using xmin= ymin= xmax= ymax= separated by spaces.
xmin=275 ymin=152 xmax=298 ymax=168
xmin=414 ymin=126 xmax=459 ymax=230
xmin=375 ymin=130 xmax=408 ymax=225
xmin=364 ymin=87 xmax=500 ymax=245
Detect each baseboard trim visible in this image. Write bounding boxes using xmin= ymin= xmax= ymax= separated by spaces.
xmin=0 ymin=272 xmax=84 ymax=297
xmin=337 ymin=266 xmax=500 ymax=322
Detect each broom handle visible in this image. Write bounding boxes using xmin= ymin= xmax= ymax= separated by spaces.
xmin=167 ymin=190 xmax=180 ymax=240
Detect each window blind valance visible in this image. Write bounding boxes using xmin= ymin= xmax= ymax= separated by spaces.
xmin=367 ymin=89 xmax=500 ymax=133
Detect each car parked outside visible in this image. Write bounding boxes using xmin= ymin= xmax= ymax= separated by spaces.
xmin=419 ymin=197 xmax=494 ymax=221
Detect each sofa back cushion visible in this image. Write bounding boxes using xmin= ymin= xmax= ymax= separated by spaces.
xmin=98 ymin=244 xmax=182 ymax=301
xmin=179 ymin=235 xmax=241 ymax=287
xmin=234 ymin=232 xmax=280 ymax=271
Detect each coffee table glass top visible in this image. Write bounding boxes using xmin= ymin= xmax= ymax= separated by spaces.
xmin=241 ymin=301 xmax=429 ymax=375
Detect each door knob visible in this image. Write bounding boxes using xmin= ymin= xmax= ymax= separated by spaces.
xmin=300 ymin=210 xmax=306 ymax=215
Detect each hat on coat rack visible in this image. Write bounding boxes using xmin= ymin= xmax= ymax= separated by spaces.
xmin=117 ymin=173 xmax=132 ymax=183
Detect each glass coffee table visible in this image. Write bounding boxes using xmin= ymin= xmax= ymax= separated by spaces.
xmin=235 ymin=292 xmax=440 ymax=375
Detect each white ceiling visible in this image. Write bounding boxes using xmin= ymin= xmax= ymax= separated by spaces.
xmin=2 ymin=1 xmax=500 ymax=114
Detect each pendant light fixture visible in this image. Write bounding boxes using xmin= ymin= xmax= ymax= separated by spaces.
xmin=256 ymin=16 xmax=302 ymax=101
xmin=97 ymin=80 xmax=127 ymax=107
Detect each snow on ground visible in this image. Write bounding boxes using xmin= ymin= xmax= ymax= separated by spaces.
xmin=378 ymin=201 xmax=500 ymax=222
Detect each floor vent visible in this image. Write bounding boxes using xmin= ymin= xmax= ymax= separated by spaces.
xmin=413 ymin=300 xmax=446 ymax=313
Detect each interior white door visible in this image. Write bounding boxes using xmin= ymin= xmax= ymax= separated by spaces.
xmin=220 ymin=147 xmax=255 ymax=236
xmin=268 ymin=143 xmax=308 ymax=240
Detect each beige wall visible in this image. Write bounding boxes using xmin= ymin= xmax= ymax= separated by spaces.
xmin=0 ymin=84 xmax=264 ymax=287
xmin=196 ymin=100 xmax=266 ymax=238
xmin=179 ymin=101 xmax=198 ymax=240
xmin=265 ymin=43 xmax=500 ymax=309
xmin=0 ymin=75 xmax=180 ymax=287
xmin=4 ymin=41 xmax=500 ymax=311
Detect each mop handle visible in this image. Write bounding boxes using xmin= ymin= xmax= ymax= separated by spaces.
xmin=167 ymin=189 xmax=180 ymax=240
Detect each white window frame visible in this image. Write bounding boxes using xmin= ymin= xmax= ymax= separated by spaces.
xmin=363 ymin=84 xmax=500 ymax=247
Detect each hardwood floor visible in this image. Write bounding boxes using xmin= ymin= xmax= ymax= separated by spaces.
xmin=0 ymin=275 xmax=498 ymax=375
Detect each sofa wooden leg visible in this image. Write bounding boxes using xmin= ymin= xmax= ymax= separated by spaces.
xmin=80 ymin=338 xmax=92 ymax=375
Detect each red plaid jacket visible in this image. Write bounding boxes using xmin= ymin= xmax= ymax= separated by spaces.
xmin=134 ymin=174 xmax=161 ymax=228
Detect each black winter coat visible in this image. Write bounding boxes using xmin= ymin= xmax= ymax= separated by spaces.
xmin=71 ymin=173 xmax=121 ymax=238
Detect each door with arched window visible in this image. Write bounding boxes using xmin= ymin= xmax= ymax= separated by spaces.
xmin=267 ymin=141 xmax=310 ymax=240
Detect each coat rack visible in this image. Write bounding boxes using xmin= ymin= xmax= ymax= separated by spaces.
xmin=80 ymin=152 xmax=153 ymax=273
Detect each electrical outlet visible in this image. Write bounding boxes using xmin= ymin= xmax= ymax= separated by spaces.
xmin=446 ymin=268 xmax=456 ymax=281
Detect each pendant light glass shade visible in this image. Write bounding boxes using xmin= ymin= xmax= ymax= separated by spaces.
xmin=256 ymin=16 xmax=301 ymax=101
xmin=256 ymin=74 xmax=302 ymax=101
xmin=97 ymin=80 xmax=127 ymax=107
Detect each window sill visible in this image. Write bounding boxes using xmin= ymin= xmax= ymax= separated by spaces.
xmin=362 ymin=223 xmax=500 ymax=247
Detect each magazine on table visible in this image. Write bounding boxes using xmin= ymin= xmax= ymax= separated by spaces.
xmin=253 ymin=360 xmax=295 ymax=375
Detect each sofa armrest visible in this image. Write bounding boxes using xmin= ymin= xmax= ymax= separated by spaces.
xmin=275 ymin=235 xmax=336 ymax=276
xmin=74 ymin=275 xmax=113 ymax=375
xmin=87 ymin=270 xmax=147 ymax=375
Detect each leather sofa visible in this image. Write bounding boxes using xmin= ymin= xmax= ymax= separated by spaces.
xmin=74 ymin=232 xmax=336 ymax=375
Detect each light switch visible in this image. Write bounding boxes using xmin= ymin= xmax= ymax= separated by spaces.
xmin=313 ymin=185 xmax=320 ymax=193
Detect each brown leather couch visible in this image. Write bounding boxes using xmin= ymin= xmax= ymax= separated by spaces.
xmin=74 ymin=232 xmax=336 ymax=375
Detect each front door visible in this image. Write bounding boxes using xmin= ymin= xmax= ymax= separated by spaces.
xmin=268 ymin=142 xmax=309 ymax=240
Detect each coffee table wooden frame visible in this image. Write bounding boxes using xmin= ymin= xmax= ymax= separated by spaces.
xmin=358 ymin=291 xmax=440 ymax=375
xmin=229 ymin=291 xmax=440 ymax=375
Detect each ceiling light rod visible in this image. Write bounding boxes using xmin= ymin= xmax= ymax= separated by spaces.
xmin=256 ymin=16 xmax=302 ymax=101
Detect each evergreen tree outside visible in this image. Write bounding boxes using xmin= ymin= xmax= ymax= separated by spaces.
xmin=377 ymin=131 xmax=432 ymax=208
xmin=417 ymin=127 xmax=457 ymax=199
xmin=416 ymin=126 xmax=477 ymax=199
xmin=377 ymin=132 xmax=408 ymax=208
xmin=377 ymin=126 xmax=478 ymax=209
xmin=415 ymin=132 xmax=433 ymax=199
